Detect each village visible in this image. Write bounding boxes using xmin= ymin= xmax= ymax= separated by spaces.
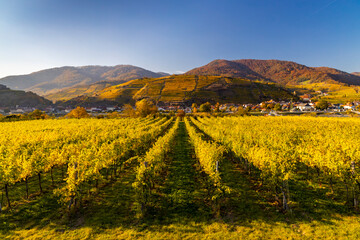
xmin=1 ymin=92 xmax=360 ymax=117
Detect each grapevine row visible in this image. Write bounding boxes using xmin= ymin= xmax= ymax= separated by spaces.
xmin=185 ymin=117 xmax=229 ymax=216
xmin=0 ymin=117 xmax=172 ymax=210
xmin=133 ymin=117 xmax=180 ymax=216
xmin=193 ymin=116 xmax=360 ymax=210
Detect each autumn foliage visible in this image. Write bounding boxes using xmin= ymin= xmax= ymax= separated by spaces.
xmin=65 ymin=106 xmax=89 ymax=119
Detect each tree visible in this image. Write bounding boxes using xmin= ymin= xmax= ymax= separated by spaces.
xmin=289 ymin=103 xmax=294 ymax=110
xmin=274 ymin=103 xmax=282 ymax=111
xmin=135 ymin=99 xmax=157 ymax=117
xmin=310 ymin=97 xmax=318 ymax=103
xmin=260 ymin=102 xmax=267 ymax=109
xmin=315 ymin=100 xmax=329 ymax=110
xmin=66 ymin=107 xmax=89 ymax=119
xmin=267 ymin=103 xmax=275 ymax=110
xmin=107 ymin=111 xmax=121 ymax=118
xmin=214 ymin=102 xmax=220 ymax=112
xmin=191 ymin=103 xmax=198 ymax=113
xmin=123 ymin=104 xmax=136 ymax=117
xmin=176 ymin=109 xmax=185 ymax=118
xmin=199 ymin=102 xmax=211 ymax=112
xmin=28 ymin=109 xmax=49 ymax=119
xmin=169 ymin=110 xmax=175 ymax=117
xmin=237 ymin=106 xmax=250 ymax=116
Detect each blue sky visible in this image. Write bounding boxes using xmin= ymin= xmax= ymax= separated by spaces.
xmin=0 ymin=0 xmax=359 ymax=77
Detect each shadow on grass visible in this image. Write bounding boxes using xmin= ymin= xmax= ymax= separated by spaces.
xmin=189 ymin=117 xmax=357 ymax=227
xmin=0 ymin=168 xmax=65 ymax=233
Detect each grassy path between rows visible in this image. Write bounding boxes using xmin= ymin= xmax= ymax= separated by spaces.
xmin=187 ymin=118 xmax=273 ymax=222
xmin=158 ymin=121 xmax=210 ymax=221
xmin=219 ymin=156 xmax=271 ymax=223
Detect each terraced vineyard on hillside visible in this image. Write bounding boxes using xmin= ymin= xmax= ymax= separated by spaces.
xmin=1 ymin=116 xmax=360 ymax=239
xmin=59 ymin=75 xmax=298 ymax=106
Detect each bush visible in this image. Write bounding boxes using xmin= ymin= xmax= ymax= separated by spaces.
xmin=135 ymin=99 xmax=158 ymax=117
xmin=66 ymin=107 xmax=90 ymax=119
xmin=236 ymin=107 xmax=250 ymax=116
xmin=176 ymin=109 xmax=185 ymax=118
xmin=107 ymin=112 xmax=121 ymax=118
xmin=27 ymin=109 xmax=50 ymax=119
xmin=315 ymin=100 xmax=329 ymax=110
xmin=199 ymin=102 xmax=211 ymax=112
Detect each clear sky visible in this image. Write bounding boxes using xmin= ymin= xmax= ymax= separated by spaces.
xmin=0 ymin=0 xmax=359 ymax=78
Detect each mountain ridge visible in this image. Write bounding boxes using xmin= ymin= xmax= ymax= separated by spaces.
xmin=186 ymin=59 xmax=360 ymax=86
xmin=0 ymin=65 xmax=169 ymax=99
xmin=0 ymin=84 xmax=52 ymax=108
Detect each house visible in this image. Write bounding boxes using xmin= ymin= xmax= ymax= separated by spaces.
xmin=219 ymin=105 xmax=227 ymax=111
xmin=9 ymin=109 xmax=25 ymax=114
xmin=309 ymin=102 xmax=315 ymax=108
xmin=297 ymin=103 xmax=313 ymax=111
xmin=300 ymin=94 xmax=312 ymax=102
xmin=327 ymin=103 xmax=341 ymax=112
xmin=184 ymin=107 xmax=192 ymax=113
xmin=106 ymin=107 xmax=116 ymax=112
xmin=90 ymin=107 xmax=102 ymax=113
xmin=252 ymin=106 xmax=261 ymax=111
xmin=265 ymin=99 xmax=276 ymax=104
xmin=315 ymin=91 xmax=328 ymax=96
xmin=343 ymin=104 xmax=355 ymax=111
xmin=281 ymin=105 xmax=289 ymax=111
xmin=268 ymin=110 xmax=280 ymax=116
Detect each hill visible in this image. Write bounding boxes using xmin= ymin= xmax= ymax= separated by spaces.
xmin=0 ymin=65 xmax=168 ymax=99
xmin=186 ymin=59 xmax=360 ymax=86
xmin=0 ymin=84 xmax=52 ymax=108
xmin=45 ymin=81 xmax=118 ymax=102
xmin=353 ymin=72 xmax=360 ymax=76
xmin=58 ymin=75 xmax=298 ymax=107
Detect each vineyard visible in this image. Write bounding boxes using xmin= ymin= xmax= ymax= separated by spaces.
xmin=1 ymin=116 xmax=360 ymax=239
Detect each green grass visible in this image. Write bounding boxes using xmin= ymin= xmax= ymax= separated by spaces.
xmin=153 ymin=121 xmax=211 ymax=221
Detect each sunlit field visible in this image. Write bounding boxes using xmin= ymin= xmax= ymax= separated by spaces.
xmin=1 ymin=116 xmax=360 ymax=239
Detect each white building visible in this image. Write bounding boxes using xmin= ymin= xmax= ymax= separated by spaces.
xmin=297 ymin=103 xmax=313 ymax=111
xmin=343 ymin=105 xmax=355 ymax=110
xmin=9 ymin=109 xmax=25 ymax=114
